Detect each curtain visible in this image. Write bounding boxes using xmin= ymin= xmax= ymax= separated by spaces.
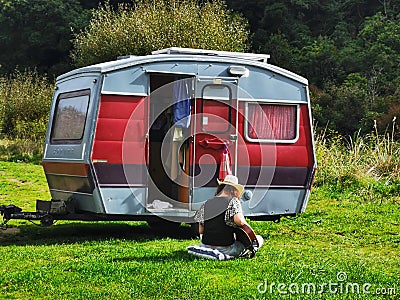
xmin=248 ymin=104 xmax=296 ymax=140
xmin=173 ymin=79 xmax=191 ymax=128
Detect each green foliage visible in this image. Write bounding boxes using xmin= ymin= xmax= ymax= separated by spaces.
xmin=311 ymin=73 xmax=370 ymax=135
xmin=297 ymin=36 xmax=342 ymax=87
xmin=0 ymin=139 xmax=43 ymax=164
xmin=0 ymin=0 xmax=90 ymax=76
xmin=71 ymin=0 xmax=250 ymax=67
xmin=358 ymin=12 xmax=400 ymax=94
xmin=0 ymin=70 xmax=53 ymax=142
xmin=306 ymin=10 xmax=400 ymax=133
xmin=257 ymin=33 xmax=294 ymax=69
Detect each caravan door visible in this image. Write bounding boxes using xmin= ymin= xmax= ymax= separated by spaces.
xmin=191 ymin=77 xmax=239 ymax=209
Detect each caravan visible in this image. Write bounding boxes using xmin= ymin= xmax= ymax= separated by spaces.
xmin=1 ymin=48 xmax=317 ymax=228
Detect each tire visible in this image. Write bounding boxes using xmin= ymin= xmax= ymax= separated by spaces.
xmin=40 ymin=215 xmax=54 ymax=227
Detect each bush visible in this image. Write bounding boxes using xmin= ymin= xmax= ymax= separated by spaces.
xmin=71 ymin=0 xmax=250 ymax=67
xmin=0 ymin=70 xmax=53 ymax=163
xmin=0 ymin=139 xmax=43 ymax=164
xmin=311 ymin=74 xmax=370 ymax=135
xmin=0 ymin=70 xmax=53 ymax=141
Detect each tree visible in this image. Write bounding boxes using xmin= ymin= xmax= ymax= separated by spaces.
xmin=295 ymin=36 xmax=342 ymax=87
xmin=358 ymin=12 xmax=400 ymax=94
xmin=311 ymin=73 xmax=369 ymax=135
xmin=257 ymin=33 xmax=295 ymax=70
xmin=0 ymin=70 xmax=53 ymax=140
xmin=71 ymin=0 xmax=250 ymax=67
xmin=0 ymin=0 xmax=90 ymax=77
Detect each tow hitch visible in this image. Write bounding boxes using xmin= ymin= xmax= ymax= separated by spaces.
xmin=0 ymin=200 xmax=73 ymax=229
xmin=0 ymin=204 xmax=52 ymax=228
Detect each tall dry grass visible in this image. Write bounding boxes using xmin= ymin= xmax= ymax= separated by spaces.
xmin=314 ymin=119 xmax=400 ymax=202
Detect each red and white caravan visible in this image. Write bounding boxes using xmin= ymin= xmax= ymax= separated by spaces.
xmin=1 ymin=48 xmax=316 ymax=227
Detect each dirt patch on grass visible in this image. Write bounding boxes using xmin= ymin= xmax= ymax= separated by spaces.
xmin=7 ymin=178 xmax=31 ymax=185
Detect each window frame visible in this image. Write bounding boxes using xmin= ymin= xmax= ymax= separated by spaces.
xmin=50 ymin=89 xmax=91 ymax=144
xmin=244 ymin=101 xmax=300 ymax=144
xmin=200 ymin=84 xmax=232 ymax=134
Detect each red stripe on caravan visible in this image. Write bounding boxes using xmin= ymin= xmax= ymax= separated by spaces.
xmin=94 ymin=118 xmax=128 ymax=141
xmin=92 ymin=95 xmax=147 ymax=164
xmin=97 ymin=95 xmax=146 ymax=119
xmin=92 ymin=141 xmax=146 ymax=164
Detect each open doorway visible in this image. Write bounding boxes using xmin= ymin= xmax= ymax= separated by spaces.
xmin=147 ymin=75 xmax=193 ymax=210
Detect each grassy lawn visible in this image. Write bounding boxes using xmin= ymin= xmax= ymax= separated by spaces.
xmin=0 ymin=161 xmax=399 ymax=299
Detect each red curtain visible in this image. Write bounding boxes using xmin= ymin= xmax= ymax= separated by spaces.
xmin=248 ymin=104 xmax=296 ymax=140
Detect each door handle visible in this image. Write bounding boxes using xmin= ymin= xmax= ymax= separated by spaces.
xmin=198 ymin=138 xmax=228 ymax=149
xmin=229 ymin=134 xmax=237 ymax=142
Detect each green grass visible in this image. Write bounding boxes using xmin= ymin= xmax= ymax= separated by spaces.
xmin=0 ymin=161 xmax=399 ymax=299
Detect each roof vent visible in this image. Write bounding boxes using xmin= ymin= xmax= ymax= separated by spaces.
xmin=228 ymin=65 xmax=249 ymax=77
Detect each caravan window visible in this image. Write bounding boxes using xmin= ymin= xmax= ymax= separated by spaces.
xmin=201 ymin=85 xmax=232 ymax=133
xmin=51 ymin=89 xmax=90 ymax=143
xmin=245 ymin=103 xmax=298 ymax=142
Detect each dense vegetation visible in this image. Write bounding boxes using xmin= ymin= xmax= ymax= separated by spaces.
xmin=0 ymin=70 xmax=53 ymax=163
xmin=0 ymin=0 xmax=90 ymax=76
xmin=0 ymin=0 xmax=399 ymax=137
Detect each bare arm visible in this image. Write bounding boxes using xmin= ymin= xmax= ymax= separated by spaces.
xmin=198 ymin=223 xmax=204 ymax=234
xmin=233 ymin=212 xmax=248 ymax=227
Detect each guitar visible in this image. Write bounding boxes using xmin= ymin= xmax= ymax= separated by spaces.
xmin=234 ymin=224 xmax=259 ymax=258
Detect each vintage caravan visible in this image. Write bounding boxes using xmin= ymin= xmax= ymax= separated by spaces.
xmin=1 ymin=48 xmax=316 ymax=228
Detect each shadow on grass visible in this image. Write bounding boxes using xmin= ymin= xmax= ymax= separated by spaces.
xmin=0 ymin=221 xmax=197 ymax=246
xmin=108 ymin=250 xmax=199 ymax=262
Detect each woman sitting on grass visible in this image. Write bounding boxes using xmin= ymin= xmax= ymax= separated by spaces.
xmin=192 ymin=175 xmax=264 ymax=259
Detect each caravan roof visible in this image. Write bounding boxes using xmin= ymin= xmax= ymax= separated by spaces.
xmin=57 ymin=48 xmax=307 ymax=85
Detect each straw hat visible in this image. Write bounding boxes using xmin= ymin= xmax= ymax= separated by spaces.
xmin=217 ymin=175 xmax=244 ymax=196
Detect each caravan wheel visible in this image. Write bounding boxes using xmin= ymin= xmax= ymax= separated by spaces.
xmin=40 ymin=215 xmax=54 ymax=227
